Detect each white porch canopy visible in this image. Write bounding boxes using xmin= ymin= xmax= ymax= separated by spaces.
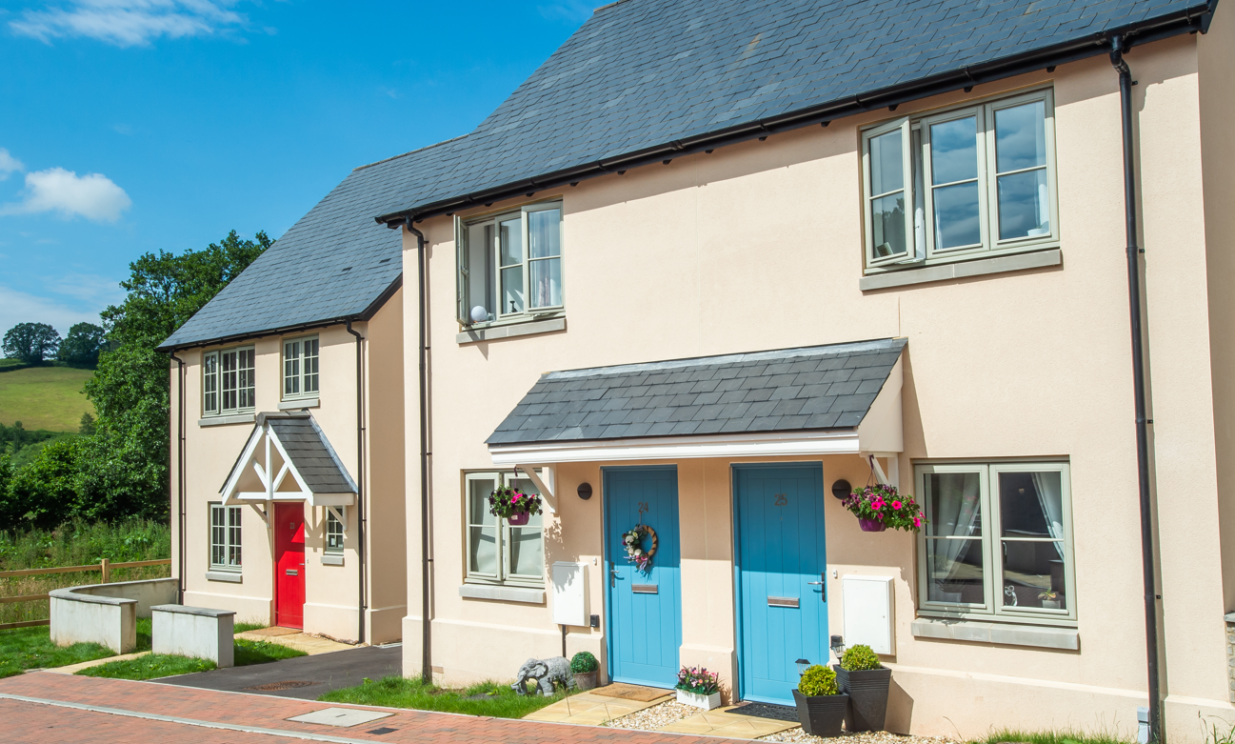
xmin=220 ymin=412 xmax=357 ymax=509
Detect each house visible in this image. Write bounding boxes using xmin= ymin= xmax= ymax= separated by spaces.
xmin=162 ymin=0 xmax=1235 ymax=740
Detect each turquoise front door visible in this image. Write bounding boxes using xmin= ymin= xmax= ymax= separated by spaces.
xmin=735 ymin=463 xmax=828 ymax=705
xmin=604 ymin=466 xmax=682 ymax=688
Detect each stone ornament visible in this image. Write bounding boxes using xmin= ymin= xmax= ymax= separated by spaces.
xmin=511 ymin=656 xmax=576 ymax=696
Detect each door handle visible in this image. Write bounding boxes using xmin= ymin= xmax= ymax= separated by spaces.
xmin=610 ymin=566 xmax=618 ymax=588
xmin=808 ymin=574 xmax=827 ymax=602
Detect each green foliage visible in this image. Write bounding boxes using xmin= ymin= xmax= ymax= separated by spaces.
xmin=234 ymin=638 xmax=308 ymax=666
xmin=78 ymin=653 xmax=216 ymax=680
xmin=978 ymin=730 xmax=1133 ymax=744
xmin=58 ymin=323 xmax=105 ymax=367
xmin=797 ymin=665 xmax=839 ymax=696
xmin=233 ymin=621 xmax=268 ymax=634
xmin=320 ymin=675 xmax=573 ymax=718
xmin=4 ymin=438 xmax=83 ymax=529
xmin=0 ymin=367 xmax=95 ymax=432
xmin=2 ymin=323 xmax=61 ymax=364
xmin=0 ymin=519 xmax=171 ymax=570
xmin=840 ymin=644 xmax=882 ymax=672
xmin=79 ymin=413 xmax=95 ymax=435
xmin=0 ymin=626 xmax=115 ymax=679
xmin=570 ymin=651 xmax=599 ymax=673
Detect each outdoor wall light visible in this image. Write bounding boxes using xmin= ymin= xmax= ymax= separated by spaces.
xmin=795 ymin=658 xmax=811 ymax=676
xmin=831 ymin=479 xmax=852 ymax=500
xmin=578 ymin=482 xmax=593 ymax=500
xmin=830 ymin=635 xmax=845 ymax=659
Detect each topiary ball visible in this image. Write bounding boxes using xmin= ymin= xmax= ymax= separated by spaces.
xmin=840 ymin=644 xmax=882 ymax=671
xmin=798 ymin=665 xmax=839 ymax=696
xmin=570 ymin=651 xmax=599 ymax=673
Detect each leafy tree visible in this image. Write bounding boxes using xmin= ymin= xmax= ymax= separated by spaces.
xmin=2 ymin=323 xmax=61 ymax=364
xmin=78 ymin=413 xmax=96 ymax=435
xmin=3 ymin=439 xmax=82 ymax=529
xmin=58 ymin=322 xmax=105 ymax=367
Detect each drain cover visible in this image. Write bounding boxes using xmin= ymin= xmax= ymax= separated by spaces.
xmin=244 ymin=680 xmax=317 ymax=691
xmin=368 ymin=728 xmax=399 ymax=735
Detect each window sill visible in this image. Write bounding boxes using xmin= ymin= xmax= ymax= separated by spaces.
xmin=205 ymin=570 xmax=243 ymax=584
xmin=458 ymin=584 xmax=545 ymax=604
xmin=321 ymin=554 xmax=344 ymax=566
xmin=279 ymin=397 xmax=319 ymax=410
xmin=911 ymin=618 xmax=1078 ymax=650
xmin=860 ymin=248 xmax=1061 ymax=291
xmin=457 ymin=316 xmax=566 ymax=345
xmin=199 ymin=413 xmax=256 ymax=427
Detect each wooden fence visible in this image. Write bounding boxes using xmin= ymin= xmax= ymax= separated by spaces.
xmin=0 ymin=558 xmax=172 ymax=631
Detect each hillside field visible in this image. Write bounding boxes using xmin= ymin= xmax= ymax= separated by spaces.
xmin=0 ymin=366 xmax=95 ymax=432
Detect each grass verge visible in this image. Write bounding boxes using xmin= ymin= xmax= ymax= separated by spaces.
xmin=234 ymin=638 xmax=306 ymax=665
xmin=979 ymin=730 xmax=1134 ymax=744
xmin=0 ymin=625 xmax=115 ymax=679
xmin=78 ymin=654 xmax=215 ymax=680
xmin=319 ymin=676 xmax=572 ymax=718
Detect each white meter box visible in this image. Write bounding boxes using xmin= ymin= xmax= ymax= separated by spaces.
xmin=551 ymin=561 xmax=589 ymax=627
xmin=841 ymin=574 xmax=895 ymax=655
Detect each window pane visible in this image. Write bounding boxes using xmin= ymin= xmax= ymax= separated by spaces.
xmin=238 ymin=349 xmax=255 ymax=409
xmin=499 ymin=217 xmax=523 ymax=266
xmin=925 ymin=537 xmax=985 ymax=604
xmin=925 ymin=472 xmax=982 ymax=537
xmin=529 ymin=258 xmax=561 ymax=309
xmin=1002 ymin=540 xmax=1066 ymax=610
xmin=929 ymin=116 xmax=978 ymax=185
xmin=304 ymin=340 xmax=319 ymax=394
xmin=509 ymin=527 xmax=544 ymax=577
xmin=932 ymin=181 xmax=981 ymax=249
xmin=995 ymin=100 xmax=1046 ymax=172
xmin=326 ymin=511 xmax=344 ymax=552
xmin=468 ymin=478 xmax=497 ymax=526
xmin=998 ymin=471 xmax=1062 ymax=539
xmin=871 ymin=193 xmax=907 ymax=258
xmin=284 ymin=342 xmax=300 ymax=396
xmin=869 ymin=130 xmax=903 ymax=195
xmin=466 ymin=223 xmax=495 ymax=320
xmin=469 ymin=526 xmax=499 ymax=574
xmin=997 ymin=169 xmax=1050 ymax=240
xmin=528 ymin=209 xmax=561 ymax=258
xmin=221 ymin=351 xmax=237 ymax=411
xmin=203 ymin=354 xmax=218 ymax=414
xmin=500 ymin=267 xmax=525 ymax=314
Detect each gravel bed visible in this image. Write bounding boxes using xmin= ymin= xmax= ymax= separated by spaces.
xmin=760 ymin=729 xmax=961 ymax=744
xmin=602 ymin=700 xmax=700 ymax=730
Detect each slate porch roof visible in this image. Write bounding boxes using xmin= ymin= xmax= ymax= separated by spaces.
xmin=220 ymin=412 xmax=356 ymax=496
xmin=486 ymin=338 xmax=906 ymax=446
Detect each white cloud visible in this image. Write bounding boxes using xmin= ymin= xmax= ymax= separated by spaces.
xmin=0 ymin=149 xmax=24 ymax=181
xmin=0 ymin=284 xmax=107 ymax=339
xmin=10 ymin=0 xmax=246 ymax=48
xmin=1 ymin=167 xmax=132 ymax=222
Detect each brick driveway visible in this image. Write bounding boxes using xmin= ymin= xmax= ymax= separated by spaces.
xmin=0 ymin=672 xmax=748 ymax=744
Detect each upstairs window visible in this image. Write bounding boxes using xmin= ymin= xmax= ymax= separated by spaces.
xmin=283 ymin=336 xmax=319 ymax=400
xmin=863 ymin=89 xmax=1057 ymax=271
xmin=202 ymin=346 xmax=255 ymax=416
xmin=457 ymin=202 xmax=563 ymax=325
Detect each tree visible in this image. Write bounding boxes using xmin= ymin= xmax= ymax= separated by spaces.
xmin=58 ymin=322 xmax=105 ymax=366
xmin=79 ymin=412 xmax=96 ymax=435
xmin=3 ymin=438 xmax=82 ymax=529
xmin=2 ymin=323 xmax=61 ymax=364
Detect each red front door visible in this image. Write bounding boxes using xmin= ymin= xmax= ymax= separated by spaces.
xmin=275 ymin=503 xmax=306 ymax=629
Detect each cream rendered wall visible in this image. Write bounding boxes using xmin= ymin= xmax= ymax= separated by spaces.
xmin=399 ymin=30 xmax=1233 ymax=740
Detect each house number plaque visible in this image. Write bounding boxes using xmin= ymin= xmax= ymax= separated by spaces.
xmin=774 ymin=493 xmax=788 ymax=506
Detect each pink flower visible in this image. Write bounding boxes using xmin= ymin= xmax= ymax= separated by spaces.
xmin=913 ymin=516 xmax=921 ymax=527
xmin=892 ymin=500 xmax=902 ymax=510
xmin=872 ymin=500 xmax=884 ymax=511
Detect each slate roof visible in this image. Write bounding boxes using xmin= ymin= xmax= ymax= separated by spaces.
xmin=219 ymin=412 xmax=356 ymax=495
xmin=486 ymin=338 xmax=906 ymax=446
xmin=375 ymin=0 xmax=1210 ymax=222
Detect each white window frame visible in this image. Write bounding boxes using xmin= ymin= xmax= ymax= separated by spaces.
xmin=915 ymin=460 xmax=1076 ymax=627
xmin=463 ymin=470 xmax=547 ymax=588
xmin=282 ymin=335 xmax=319 ymax=401
xmin=209 ymin=503 xmax=242 ymax=571
xmin=863 ymin=88 xmax=1058 ymax=273
xmin=456 ymin=200 xmax=564 ymax=327
xmin=202 ymin=345 xmax=256 ymax=416
xmin=325 ymin=508 xmax=345 ymax=554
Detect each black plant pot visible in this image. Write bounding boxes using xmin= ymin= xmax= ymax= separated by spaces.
xmin=792 ymin=689 xmax=849 ymax=738
xmin=835 ymin=665 xmax=891 ymax=732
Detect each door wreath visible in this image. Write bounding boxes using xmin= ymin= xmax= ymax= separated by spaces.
xmin=622 ymin=524 xmax=658 ymax=571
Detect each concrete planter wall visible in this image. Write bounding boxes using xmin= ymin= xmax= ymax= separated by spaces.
xmin=152 ymin=605 xmax=235 ymax=668
xmin=50 ymin=578 xmax=178 ymax=654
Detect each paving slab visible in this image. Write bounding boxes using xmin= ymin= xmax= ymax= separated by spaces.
xmin=658 ymin=705 xmax=801 ymax=737
xmin=523 ymin=687 xmax=672 ymax=725
xmin=287 ymin=706 xmax=392 ymax=727
xmin=46 ymin=650 xmax=151 ymax=675
xmin=160 ymin=644 xmax=403 ymax=699
xmin=236 ymin=629 xmax=354 ymax=655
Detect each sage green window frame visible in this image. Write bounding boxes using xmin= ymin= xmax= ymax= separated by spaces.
xmin=456 ymin=200 xmax=564 ymax=326
xmin=325 ymin=508 xmax=344 ymax=554
xmin=282 ymin=335 xmax=319 ymax=401
xmin=463 ymin=470 xmax=546 ymax=588
xmin=209 ymin=503 xmax=242 ymax=571
xmin=862 ymin=88 xmax=1059 ymax=272
xmin=202 ymin=345 xmax=255 ymax=416
xmin=915 ymin=460 xmax=1076 ymax=627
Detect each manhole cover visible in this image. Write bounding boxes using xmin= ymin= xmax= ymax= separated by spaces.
xmin=244 ymin=680 xmax=317 ymax=691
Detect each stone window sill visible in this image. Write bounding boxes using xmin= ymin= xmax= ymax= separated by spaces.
xmin=457 ymin=316 xmax=566 ymax=345
xmin=860 ymin=248 xmax=1061 ymax=291
xmin=199 ymin=413 xmax=256 ymax=427
xmin=911 ymin=618 xmax=1077 ymax=650
xmin=458 ymin=584 xmax=545 ymax=604
xmin=321 ymin=554 xmax=344 ymax=566
xmin=279 ymin=397 xmax=319 ymax=410
xmin=205 ymin=570 xmax=243 ymax=584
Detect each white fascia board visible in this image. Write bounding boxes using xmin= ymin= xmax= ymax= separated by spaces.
xmin=490 ymin=429 xmax=861 ymax=466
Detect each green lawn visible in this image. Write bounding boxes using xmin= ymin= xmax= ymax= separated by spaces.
xmin=0 ymin=366 xmax=95 ymax=432
xmin=0 ymin=625 xmax=115 ymax=679
xmin=319 ymin=676 xmax=573 ymax=718
xmin=77 ymin=631 xmax=306 ymax=680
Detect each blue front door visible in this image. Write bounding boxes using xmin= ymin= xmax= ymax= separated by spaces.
xmin=735 ymin=463 xmax=828 ymax=705
xmin=604 ymin=466 xmax=682 ymax=688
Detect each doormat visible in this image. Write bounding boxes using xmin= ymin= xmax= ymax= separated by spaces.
xmin=244 ymin=680 xmax=317 ymax=692
xmin=592 ymin=683 xmax=672 ymax=702
xmin=728 ymin=702 xmax=799 ymax=722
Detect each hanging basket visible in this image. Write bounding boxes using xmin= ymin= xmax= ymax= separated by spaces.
xmin=858 ymin=518 xmax=887 ymax=533
xmin=508 ymin=511 xmax=531 ymax=526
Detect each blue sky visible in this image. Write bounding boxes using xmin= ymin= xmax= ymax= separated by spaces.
xmin=0 ymin=0 xmax=590 ymax=335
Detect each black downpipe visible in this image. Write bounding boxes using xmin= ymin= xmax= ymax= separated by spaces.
xmin=169 ymin=353 xmax=186 ymax=604
xmin=406 ymin=218 xmax=432 ymax=683
xmin=1111 ymin=36 xmax=1162 ymax=744
xmin=345 ymin=321 xmax=367 ymax=645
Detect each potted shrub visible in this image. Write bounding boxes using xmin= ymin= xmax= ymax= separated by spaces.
xmin=1039 ymin=590 xmax=1061 ymax=610
xmin=834 ymin=644 xmax=891 ymax=731
xmin=792 ymin=664 xmax=849 ymax=737
xmin=488 ymin=485 xmax=543 ymax=526
xmin=841 ymin=484 xmax=925 ymax=533
xmin=675 ymin=666 xmax=722 ymax=710
xmin=571 ymin=651 xmax=600 ymax=690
